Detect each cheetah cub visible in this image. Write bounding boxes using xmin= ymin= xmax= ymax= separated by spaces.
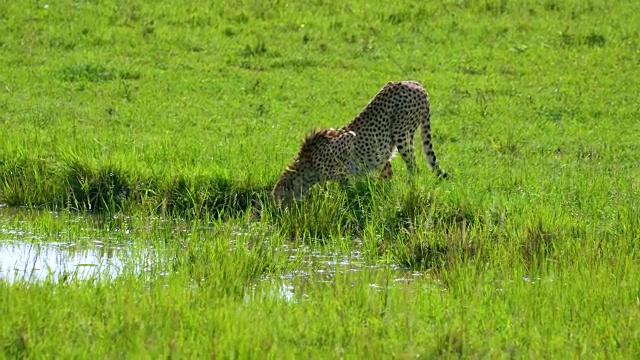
xmin=272 ymin=80 xmax=447 ymax=202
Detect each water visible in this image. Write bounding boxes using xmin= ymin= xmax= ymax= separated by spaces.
xmin=0 ymin=208 xmax=428 ymax=301
xmin=0 ymin=207 xmax=139 ymax=283
xmin=0 ymin=240 xmax=130 ymax=283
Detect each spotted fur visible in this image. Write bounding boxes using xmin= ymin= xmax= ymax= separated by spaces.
xmin=272 ymin=80 xmax=447 ymax=202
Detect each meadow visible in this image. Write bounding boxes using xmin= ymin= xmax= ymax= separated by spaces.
xmin=1 ymin=0 xmax=639 ymax=357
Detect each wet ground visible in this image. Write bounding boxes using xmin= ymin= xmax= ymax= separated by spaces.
xmin=0 ymin=207 xmax=429 ymax=302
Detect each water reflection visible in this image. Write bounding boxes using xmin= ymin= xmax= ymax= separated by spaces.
xmin=0 ymin=240 xmax=129 ymax=283
xmin=0 ymin=207 xmax=426 ymax=300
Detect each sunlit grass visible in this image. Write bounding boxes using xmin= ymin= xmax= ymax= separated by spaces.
xmin=1 ymin=0 xmax=639 ymax=357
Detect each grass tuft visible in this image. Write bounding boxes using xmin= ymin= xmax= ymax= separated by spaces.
xmin=519 ymin=218 xmax=559 ymax=269
xmin=65 ymin=161 xmax=131 ymax=212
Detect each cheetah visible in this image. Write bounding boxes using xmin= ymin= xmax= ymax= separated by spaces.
xmin=272 ymin=80 xmax=447 ymax=202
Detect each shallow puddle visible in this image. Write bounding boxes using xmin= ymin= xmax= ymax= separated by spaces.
xmin=0 ymin=240 xmax=130 ymax=283
xmin=0 ymin=208 xmax=138 ymax=283
xmin=0 ymin=207 xmax=425 ymax=300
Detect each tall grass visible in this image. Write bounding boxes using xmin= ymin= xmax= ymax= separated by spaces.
xmin=1 ymin=0 xmax=639 ymax=357
xmin=1 ymin=206 xmax=638 ymax=357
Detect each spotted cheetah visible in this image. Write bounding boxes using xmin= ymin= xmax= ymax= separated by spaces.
xmin=272 ymin=80 xmax=447 ymax=202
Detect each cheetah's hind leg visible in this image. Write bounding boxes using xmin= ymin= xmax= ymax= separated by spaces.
xmin=380 ymin=160 xmax=393 ymax=180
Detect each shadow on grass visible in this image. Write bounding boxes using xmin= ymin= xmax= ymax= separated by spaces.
xmin=519 ymin=219 xmax=558 ymax=269
xmin=0 ymin=157 xmax=270 ymax=219
xmin=267 ymin=177 xmax=485 ymax=256
xmin=1 ymin=158 xmax=495 ymax=272
xmin=160 ymin=175 xmax=272 ymax=219
xmin=390 ymin=229 xmax=481 ymax=273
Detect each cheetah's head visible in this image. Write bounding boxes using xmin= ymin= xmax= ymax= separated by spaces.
xmin=272 ymin=128 xmax=356 ymax=204
xmin=272 ymin=151 xmax=321 ymax=203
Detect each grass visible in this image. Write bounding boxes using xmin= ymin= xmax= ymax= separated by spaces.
xmin=1 ymin=0 xmax=640 ymax=357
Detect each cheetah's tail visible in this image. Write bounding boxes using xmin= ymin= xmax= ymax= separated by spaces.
xmin=421 ymin=101 xmax=448 ymax=179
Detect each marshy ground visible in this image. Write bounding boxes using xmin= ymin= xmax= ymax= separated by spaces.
xmin=1 ymin=0 xmax=639 ymax=357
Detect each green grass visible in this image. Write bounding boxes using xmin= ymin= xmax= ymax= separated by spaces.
xmin=1 ymin=0 xmax=640 ymax=357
